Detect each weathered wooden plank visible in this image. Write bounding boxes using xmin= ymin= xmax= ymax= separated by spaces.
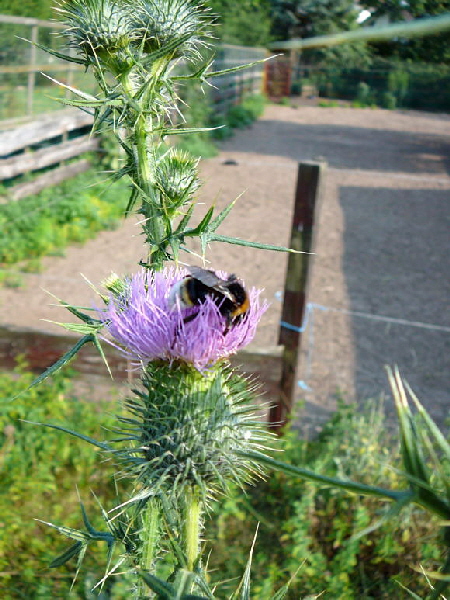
xmin=0 ymin=110 xmax=94 ymax=156
xmin=3 ymin=158 xmax=92 ymax=202
xmin=0 ymin=324 xmax=282 ymax=408
xmin=0 ymin=136 xmax=98 ymax=180
xmin=0 ymin=13 xmax=63 ymax=27
xmin=0 ymin=64 xmax=83 ymax=74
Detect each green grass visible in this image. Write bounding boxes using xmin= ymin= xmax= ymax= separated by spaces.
xmin=0 ymin=360 xmax=127 ymax=599
xmin=0 ymin=168 xmax=129 ymax=269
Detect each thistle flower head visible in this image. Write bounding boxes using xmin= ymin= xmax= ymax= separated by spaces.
xmin=100 ymin=267 xmax=267 ymax=372
xmin=114 ymin=361 xmax=274 ymax=502
xmin=56 ymin=0 xmax=134 ymax=68
xmin=126 ymin=0 xmax=212 ymax=61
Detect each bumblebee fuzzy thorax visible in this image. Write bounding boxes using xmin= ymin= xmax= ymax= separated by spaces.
xmin=169 ymin=267 xmax=250 ymax=330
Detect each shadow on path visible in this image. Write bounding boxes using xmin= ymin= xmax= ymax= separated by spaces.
xmin=222 ymin=120 xmax=450 ymax=175
xmin=340 ymin=186 xmax=450 ymax=422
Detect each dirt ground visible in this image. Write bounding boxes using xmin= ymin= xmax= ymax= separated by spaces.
xmin=1 ymin=102 xmax=450 ymax=432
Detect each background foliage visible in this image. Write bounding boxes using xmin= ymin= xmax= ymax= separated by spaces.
xmin=0 ymin=361 xmax=127 ymax=599
xmin=0 ymin=169 xmax=128 ymax=269
xmin=1 ymin=0 xmax=449 ymax=64
xmin=360 ymin=0 xmax=450 ymax=63
xmin=0 ymin=365 xmax=444 ymax=599
xmin=206 ymin=400 xmax=443 ymax=599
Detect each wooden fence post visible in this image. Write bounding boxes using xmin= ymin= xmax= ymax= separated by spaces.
xmin=27 ymin=24 xmax=38 ymax=117
xmin=268 ymin=160 xmax=326 ymax=432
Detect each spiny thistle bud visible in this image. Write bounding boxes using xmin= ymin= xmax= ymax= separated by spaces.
xmin=113 ymin=361 xmax=274 ymax=502
xmin=56 ymin=0 xmax=135 ymax=71
xmin=155 ymin=149 xmax=201 ymax=216
xmin=102 ymin=271 xmax=129 ymax=299
xmin=99 ymin=267 xmax=267 ymax=372
xmin=126 ymin=0 xmax=212 ymax=61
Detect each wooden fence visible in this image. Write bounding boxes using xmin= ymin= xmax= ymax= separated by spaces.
xmin=0 ymin=109 xmax=96 ymax=202
xmin=0 ymin=14 xmax=266 ymax=198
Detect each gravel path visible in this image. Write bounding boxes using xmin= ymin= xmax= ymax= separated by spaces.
xmin=2 ymin=103 xmax=450 ymax=430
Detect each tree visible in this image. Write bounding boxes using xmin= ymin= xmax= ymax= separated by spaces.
xmin=269 ymin=0 xmax=360 ymax=40
xmin=208 ymin=0 xmax=272 ymax=46
xmin=269 ymin=0 xmax=371 ymax=67
xmin=0 ymin=0 xmax=52 ymax=19
xmin=359 ymin=0 xmax=450 ymax=62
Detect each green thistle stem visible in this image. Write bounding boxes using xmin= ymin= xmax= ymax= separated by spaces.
xmin=120 ymin=71 xmax=165 ymax=269
xmin=139 ymin=498 xmax=160 ymax=595
xmin=185 ymin=487 xmax=201 ymax=571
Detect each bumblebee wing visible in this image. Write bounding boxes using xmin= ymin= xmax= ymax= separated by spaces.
xmin=188 ymin=266 xmax=220 ymax=286
xmin=188 ymin=266 xmax=234 ymax=301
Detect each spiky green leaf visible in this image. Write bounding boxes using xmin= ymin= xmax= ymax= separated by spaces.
xmin=23 ymin=420 xmax=110 ymax=451
xmin=48 ymin=542 xmax=84 ymax=568
xmin=10 ymin=334 xmax=95 ymax=401
xmin=17 ymin=37 xmax=87 ymax=65
xmin=208 ymin=234 xmax=300 ymax=253
xmin=206 ymin=55 xmax=277 ymax=79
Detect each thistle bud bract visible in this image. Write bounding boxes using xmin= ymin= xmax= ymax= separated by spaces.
xmin=126 ymin=0 xmax=212 ymax=60
xmin=100 ymin=267 xmax=268 ymax=372
xmin=113 ymin=361 xmax=274 ymax=502
xmin=155 ymin=149 xmax=201 ymax=216
xmin=56 ymin=0 xmax=134 ymax=68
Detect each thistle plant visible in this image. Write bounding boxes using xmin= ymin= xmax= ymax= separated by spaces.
xmin=25 ymin=0 xmax=285 ymax=596
xmin=21 ymin=2 xmax=450 ymax=597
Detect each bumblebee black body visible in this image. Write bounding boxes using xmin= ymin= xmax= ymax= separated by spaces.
xmin=170 ymin=267 xmax=250 ymax=332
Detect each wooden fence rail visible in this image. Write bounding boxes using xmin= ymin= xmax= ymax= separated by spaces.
xmin=0 ymin=109 xmax=96 ymax=202
xmin=0 ymin=325 xmax=283 ymax=414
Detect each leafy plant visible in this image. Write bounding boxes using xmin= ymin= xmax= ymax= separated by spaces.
xmin=0 ymin=169 xmax=127 ymax=267
xmin=0 ymin=360 xmax=125 ymax=599
xmin=207 ymin=400 xmax=443 ymax=598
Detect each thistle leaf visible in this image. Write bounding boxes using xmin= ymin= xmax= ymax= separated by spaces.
xmin=16 ymin=37 xmax=87 ymax=65
xmin=208 ymin=195 xmax=242 ymax=233
xmin=239 ymin=450 xmax=408 ymax=502
xmin=185 ymin=206 xmax=215 ymax=237
xmin=9 ymin=334 xmax=96 ymax=401
xmin=174 ymin=204 xmax=195 ymax=234
xmin=23 ymin=420 xmax=110 ymax=451
xmin=40 ymin=72 xmax=97 ymax=101
xmin=139 ymin=571 xmax=175 ymax=597
xmin=206 ymin=55 xmax=278 ymax=79
xmin=48 ymin=541 xmax=84 ymax=568
xmin=125 ymin=186 xmax=140 ymax=216
xmin=163 ymin=126 xmax=222 ymax=136
xmin=36 ymin=520 xmax=89 ymax=543
xmin=173 ymin=57 xmax=215 ymax=81
xmin=208 ymin=234 xmax=301 ymax=253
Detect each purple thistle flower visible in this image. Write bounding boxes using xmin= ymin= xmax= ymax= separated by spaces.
xmin=100 ymin=267 xmax=268 ymax=371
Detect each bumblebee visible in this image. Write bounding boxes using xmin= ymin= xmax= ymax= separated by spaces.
xmin=170 ymin=266 xmax=249 ymax=332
